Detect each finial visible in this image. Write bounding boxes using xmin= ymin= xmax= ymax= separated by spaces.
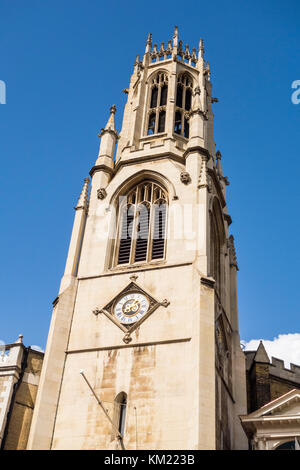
xmin=97 ymin=105 xmax=118 ymax=160
xmin=134 ymin=53 xmax=139 ymax=64
xmin=159 ymin=42 xmax=165 ymax=56
xmin=75 ymin=178 xmax=90 ymax=212
xmin=145 ymin=32 xmax=152 ymax=53
xmin=184 ymin=44 xmax=190 ymax=59
xmin=216 ymin=150 xmax=222 ymax=160
xmin=199 ymin=38 xmax=204 ymax=56
xmin=15 ymin=334 xmax=23 ymax=344
xmin=98 ymin=104 xmax=117 ymax=134
xmin=191 ymin=47 xmax=197 ymax=63
xmin=197 ymin=39 xmax=205 ymax=71
xmin=173 ymin=25 xmax=178 ymax=47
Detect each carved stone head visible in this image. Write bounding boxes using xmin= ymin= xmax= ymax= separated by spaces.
xmin=97 ymin=188 xmax=107 ymax=200
xmin=180 ymin=171 xmax=191 ymax=185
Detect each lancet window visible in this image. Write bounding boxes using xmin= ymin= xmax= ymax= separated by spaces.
xmin=147 ymin=73 xmax=168 ymax=135
xmin=174 ymin=73 xmax=193 ymax=138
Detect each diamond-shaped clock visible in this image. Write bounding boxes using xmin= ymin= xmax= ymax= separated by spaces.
xmin=93 ymin=280 xmax=170 ymax=344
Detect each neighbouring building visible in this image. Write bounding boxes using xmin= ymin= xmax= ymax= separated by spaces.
xmin=240 ymin=341 xmax=300 ymax=449
xmin=0 ymin=336 xmax=44 ymax=450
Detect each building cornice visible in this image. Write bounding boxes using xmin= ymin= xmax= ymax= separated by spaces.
xmin=183 ymin=145 xmax=211 ymax=159
xmin=77 ymin=261 xmax=193 ymax=281
xmin=114 ymin=152 xmax=185 ymax=174
xmin=89 ymin=165 xmax=114 ymax=178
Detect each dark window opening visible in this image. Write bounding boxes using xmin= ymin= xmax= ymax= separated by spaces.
xmin=160 ymin=84 xmax=168 ymax=106
xmin=147 ymin=113 xmax=156 ymax=135
xmin=184 ymin=118 xmax=189 ymax=138
xmin=176 ymin=85 xmax=183 ymax=108
xmin=114 ymin=392 xmax=127 ymax=438
xmin=150 ymin=87 xmax=158 ymax=108
xmin=118 ymin=397 xmax=127 ymax=436
xmin=175 ymin=74 xmax=193 ymax=137
xmin=185 ymin=88 xmax=192 ymax=111
xmin=174 ymin=111 xmax=182 ymax=135
xmin=276 ymin=441 xmax=298 ymax=450
xmin=158 ymin=110 xmax=166 ymax=133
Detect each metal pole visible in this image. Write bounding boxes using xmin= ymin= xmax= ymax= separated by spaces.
xmin=80 ymin=370 xmax=123 ymax=441
xmin=134 ymin=406 xmax=138 ymax=450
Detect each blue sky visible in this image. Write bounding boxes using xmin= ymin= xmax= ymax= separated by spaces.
xmin=0 ymin=0 xmax=299 ymax=350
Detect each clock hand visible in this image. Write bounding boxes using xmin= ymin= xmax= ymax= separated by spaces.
xmin=129 ymin=299 xmax=139 ymax=311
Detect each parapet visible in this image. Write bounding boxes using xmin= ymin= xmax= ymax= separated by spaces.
xmin=270 ymin=356 xmax=300 ymax=384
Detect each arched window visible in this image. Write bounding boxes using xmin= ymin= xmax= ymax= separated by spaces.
xmin=114 ymin=181 xmax=168 ymax=266
xmin=113 ymin=392 xmax=127 ymax=439
xmin=174 ymin=73 xmax=193 ymax=138
xmin=147 ymin=72 xmax=168 ymax=135
xmin=275 ymin=440 xmax=299 ymax=450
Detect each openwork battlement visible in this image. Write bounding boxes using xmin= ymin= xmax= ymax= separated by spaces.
xmin=143 ymin=26 xmax=209 ymax=75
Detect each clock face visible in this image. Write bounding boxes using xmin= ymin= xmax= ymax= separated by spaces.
xmin=114 ymin=292 xmax=149 ymax=325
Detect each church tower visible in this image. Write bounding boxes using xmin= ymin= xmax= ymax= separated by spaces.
xmin=27 ymin=27 xmax=247 ymax=450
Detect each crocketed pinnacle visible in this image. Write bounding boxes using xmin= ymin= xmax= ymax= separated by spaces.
xmin=104 ymin=105 xmax=116 ymax=131
xmin=75 ymin=177 xmax=90 ymax=211
xmin=198 ymin=156 xmax=209 ymax=189
xmin=145 ymin=33 xmax=152 ymax=53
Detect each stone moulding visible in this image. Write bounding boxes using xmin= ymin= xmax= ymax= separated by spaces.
xmin=200 ymin=276 xmax=215 ymax=289
xmin=65 ymin=337 xmax=192 ymax=354
xmin=89 ymin=165 xmax=114 ymax=178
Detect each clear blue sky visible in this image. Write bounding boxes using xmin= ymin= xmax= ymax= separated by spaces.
xmin=0 ymin=0 xmax=299 ymax=348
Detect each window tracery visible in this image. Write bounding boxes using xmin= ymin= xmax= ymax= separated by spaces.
xmin=147 ymin=73 xmax=168 ymax=135
xmin=114 ymin=181 xmax=168 ymax=266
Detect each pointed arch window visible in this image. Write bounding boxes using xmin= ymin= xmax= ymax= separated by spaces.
xmin=147 ymin=72 xmax=168 ymax=135
xmin=174 ymin=73 xmax=193 ymax=138
xmin=112 ymin=392 xmax=127 ymax=440
xmin=114 ymin=181 xmax=168 ymax=266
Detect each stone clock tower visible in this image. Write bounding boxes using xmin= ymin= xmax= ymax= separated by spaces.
xmin=27 ymin=27 xmax=247 ymax=450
